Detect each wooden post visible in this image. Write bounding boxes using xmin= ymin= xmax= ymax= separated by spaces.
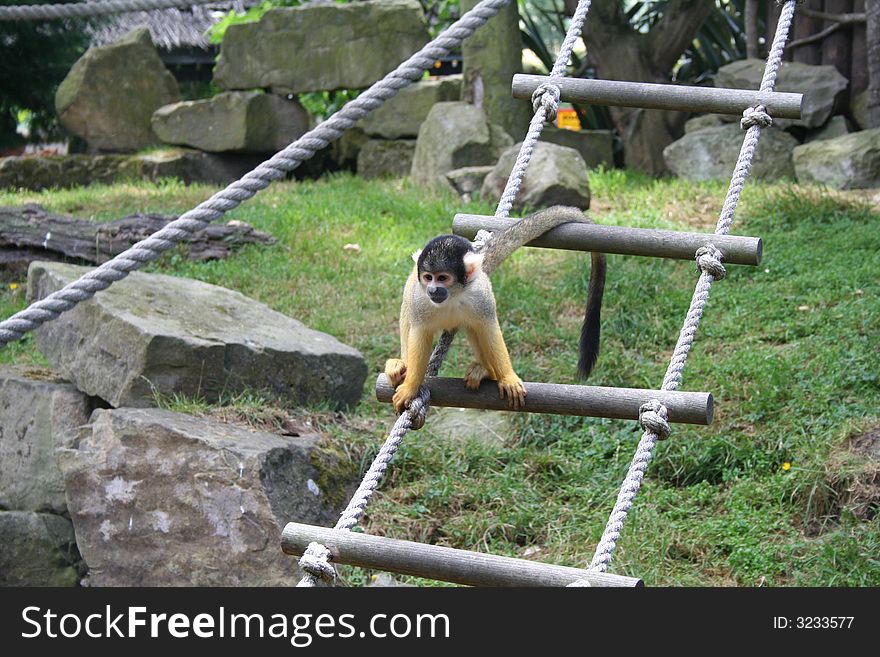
xmin=376 ymin=375 xmax=713 ymax=426
xmin=453 ymin=214 xmax=762 ymax=266
xmin=282 ymin=522 xmax=643 ymax=587
xmin=511 ymin=74 xmax=804 ymax=120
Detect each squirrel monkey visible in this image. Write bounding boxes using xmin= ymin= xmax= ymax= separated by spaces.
xmin=385 ymin=206 xmax=606 ymax=414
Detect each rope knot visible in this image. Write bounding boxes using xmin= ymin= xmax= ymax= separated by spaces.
xmin=407 ymin=389 xmax=429 ymax=430
xmin=298 ymin=542 xmax=336 ymax=582
xmin=695 ymin=244 xmax=727 ymax=280
xmin=741 ymin=105 xmax=773 ymax=129
xmin=531 ymin=82 xmax=561 ymax=123
xmin=639 ymin=399 xmax=671 ymax=440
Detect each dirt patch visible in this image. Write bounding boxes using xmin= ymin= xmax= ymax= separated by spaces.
xmin=803 ymin=426 xmax=880 ymax=535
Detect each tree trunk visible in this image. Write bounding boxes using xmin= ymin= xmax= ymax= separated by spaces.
xmin=821 ymin=0 xmax=854 ymax=90
xmin=0 ymin=204 xmax=276 ymax=275
xmin=868 ymin=0 xmax=880 ymax=127
xmin=745 ymin=0 xmax=760 ymax=59
xmin=580 ymin=0 xmax=713 ymax=176
xmin=792 ymin=0 xmax=823 ymax=65
xmin=852 ymin=0 xmax=868 ymax=95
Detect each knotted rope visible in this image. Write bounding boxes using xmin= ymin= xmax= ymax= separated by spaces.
xmin=581 ymin=0 xmax=799 ymax=579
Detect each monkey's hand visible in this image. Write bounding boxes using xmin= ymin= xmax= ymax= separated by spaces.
xmin=392 ymin=382 xmax=421 ymax=414
xmin=497 ymin=374 xmax=526 ymax=409
xmin=384 ymin=358 xmax=407 ymax=388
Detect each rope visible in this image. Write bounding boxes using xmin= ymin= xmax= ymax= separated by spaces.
xmin=581 ymin=0 xmax=799 ymax=578
xmin=0 ymin=0 xmax=513 ymax=349
xmin=0 ymin=0 xmax=221 ymax=20
xmin=296 ymin=0 xmax=594 ymax=587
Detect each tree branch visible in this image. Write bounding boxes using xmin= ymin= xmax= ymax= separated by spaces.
xmin=799 ymin=8 xmax=866 ymax=23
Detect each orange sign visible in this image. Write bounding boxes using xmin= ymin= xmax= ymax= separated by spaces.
xmin=556 ymin=108 xmax=582 ymax=131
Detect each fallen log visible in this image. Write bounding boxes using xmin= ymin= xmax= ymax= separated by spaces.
xmin=0 ymin=204 xmax=277 ymax=270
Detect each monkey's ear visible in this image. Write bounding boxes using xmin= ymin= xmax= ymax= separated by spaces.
xmin=463 ymin=251 xmax=484 ymax=281
xmin=411 ymin=249 xmax=422 ymax=263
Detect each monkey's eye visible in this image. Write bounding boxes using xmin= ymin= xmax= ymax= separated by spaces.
xmin=435 ymin=274 xmax=450 ymax=284
xmin=422 ymin=273 xmax=433 ymax=283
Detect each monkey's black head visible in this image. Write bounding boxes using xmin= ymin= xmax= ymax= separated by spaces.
xmin=414 ymin=235 xmax=483 ymax=305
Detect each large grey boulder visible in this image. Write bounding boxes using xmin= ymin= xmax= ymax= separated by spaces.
xmin=0 ymin=367 xmax=91 ymax=514
xmin=713 ymin=59 xmax=848 ymax=128
xmin=0 ymin=511 xmax=81 ymax=586
xmin=58 ymin=408 xmax=355 ymax=586
xmin=663 ymin=123 xmax=797 ymax=181
xmin=460 ymin=0 xmax=531 ymax=139
xmin=539 ymin=127 xmax=614 ymax=168
xmin=152 ymin=92 xmax=310 ymax=153
xmin=55 ymin=28 xmax=180 ymax=152
xmin=27 ymin=262 xmax=367 ymax=409
xmin=214 ymin=1 xmax=429 ymax=94
xmin=411 ymin=102 xmax=513 ymax=188
xmin=793 ymin=128 xmax=880 ymax=190
xmin=0 ymin=149 xmax=263 ymax=191
xmin=481 ymin=141 xmax=591 ymax=212
xmin=359 ymin=76 xmax=462 ymax=139
xmin=357 ymin=139 xmax=416 ymax=179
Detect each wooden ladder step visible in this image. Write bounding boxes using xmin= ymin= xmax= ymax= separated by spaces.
xmin=283 ymin=522 xmax=642 ymax=587
xmin=512 ymin=74 xmax=803 ymax=119
xmin=454 ymin=214 xmax=762 ymax=266
xmin=376 ymin=375 xmax=712 ymax=425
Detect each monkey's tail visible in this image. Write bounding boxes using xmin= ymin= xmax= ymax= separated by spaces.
xmin=577 ymin=251 xmax=606 ymax=380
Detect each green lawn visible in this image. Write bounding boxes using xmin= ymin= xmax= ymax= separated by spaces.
xmin=1 ymin=171 xmax=877 ymax=586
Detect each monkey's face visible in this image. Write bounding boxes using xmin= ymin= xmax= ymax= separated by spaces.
xmin=419 ymin=269 xmax=458 ymax=305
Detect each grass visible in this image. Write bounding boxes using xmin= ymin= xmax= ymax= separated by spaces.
xmin=1 ymin=171 xmax=877 ymax=587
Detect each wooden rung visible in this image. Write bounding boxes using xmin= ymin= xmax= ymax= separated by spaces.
xmin=512 ymin=74 xmax=803 ymax=119
xmin=454 ymin=214 xmax=762 ymax=266
xmin=283 ymin=522 xmax=642 ymax=587
xmin=375 ymin=374 xmax=713 ymax=425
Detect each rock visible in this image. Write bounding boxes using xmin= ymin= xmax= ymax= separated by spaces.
xmin=713 ymin=59 xmax=848 ymax=128
xmin=55 ymin=28 xmax=180 ymax=152
xmin=539 ymin=127 xmax=614 ymax=168
xmin=0 ymin=149 xmax=263 ymax=191
xmin=793 ymin=128 xmax=880 ymax=190
xmin=0 ymin=511 xmax=81 ymax=586
xmin=411 ymin=102 xmax=513 ymax=188
xmin=804 ymin=115 xmax=850 ymax=143
xmin=360 ymin=76 xmax=462 ymax=139
xmin=214 ymin=1 xmax=430 ymax=94
xmin=684 ymin=114 xmax=729 ymax=134
xmin=662 ymin=123 xmax=797 ymax=181
xmin=57 ymin=407 xmax=354 ymax=586
xmin=850 ymin=90 xmax=869 ymax=130
xmin=152 ymin=92 xmax=310 ymax=153
xmin=356 ymin=139 xmax=416 ymax=179
xmin=445 ymin=165 xmax=494 ymax=202
xmin=0 ymin=367 xmax=91 ymax=514
xmin=27 ymin=262 xmax=368 ymax=409
xmin=460 ymin=0 xmax=531 ymax=139
xmin=481 ymin=141 xmax=590 ymax=211
xmin=426 ymin=407 xmax=512 ymax=446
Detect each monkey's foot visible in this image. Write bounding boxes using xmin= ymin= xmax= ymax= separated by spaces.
xmin=497 ymin=375 xmax=527 ymax=409
xmin=384 ymin=358 xmax=407 ymax=388
xmin=464 ymin=362 xmax=489 ymax=390
xmin=392 ymin=385 xmax=419 ymax=414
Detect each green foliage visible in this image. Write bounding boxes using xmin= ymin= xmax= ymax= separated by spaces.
xmin=0 ymin=0 xmax=91 ymax=148
xmin=2 ymin=172 xmax=877 ymax=587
